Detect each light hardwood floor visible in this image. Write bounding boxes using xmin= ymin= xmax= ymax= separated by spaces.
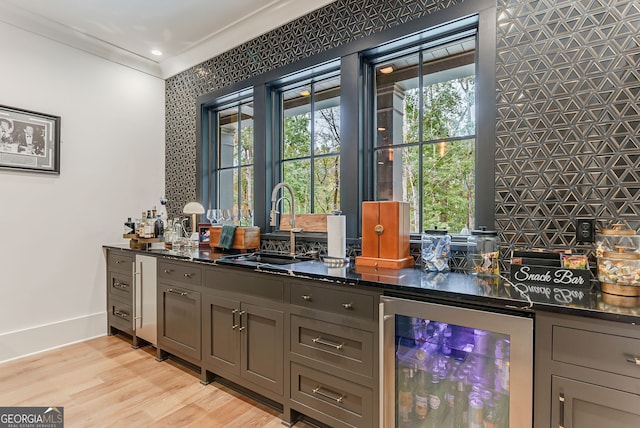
xmin=0 ymin=335 xmax=316 ymax=427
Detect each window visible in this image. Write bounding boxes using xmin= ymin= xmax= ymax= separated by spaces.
xmin=369 ymin=32 xmax=477 ymax=234
xmin=276 ymin=73 xmax=341 ymax=214
xmin=205 ymin=96 xmax=255 ymax=225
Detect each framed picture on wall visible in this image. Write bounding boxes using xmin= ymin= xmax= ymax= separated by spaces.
xmin=0 ymin=104 xmax=61 ymax=174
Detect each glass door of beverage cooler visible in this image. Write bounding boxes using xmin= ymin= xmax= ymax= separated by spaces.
xmin=380 ymin=296 xmax=533 ymax=428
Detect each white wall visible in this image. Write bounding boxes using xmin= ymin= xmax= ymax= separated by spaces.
xmin=0 ymin=23 xmax=165 ymax=362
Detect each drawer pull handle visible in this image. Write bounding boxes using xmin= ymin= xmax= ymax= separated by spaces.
xmin=184 ymin=273 xmax=192 ymax=278
xmin=114 ymin=310 xmax=129 ymax=319
xmin=115 ymin=260 xmax=124 ymax=264
xmin=302 ymin=295 xmax=312 ymax=301
xmin=341 ymin=303 xmax=353 ymax=310
xmin=167 ymin=288 xmax=188 ymax=296
xmin=312 ymin=385 xmax=345 ymax=404
xmin=559 ymin=392 xmax=565 ymax=428
xmin=312 ymin=337 xmax=344 ymax=350
xmin=113 ymin=282 xmax=129 ymax=289
xmin=625 ymin=355 xmax=640 ymax=365
xmin=163 ymin=269 xmax=173 ymax=274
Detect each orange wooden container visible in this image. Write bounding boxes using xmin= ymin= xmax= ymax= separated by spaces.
xmin=356 ymin=201 xmax=414 ymax=269
xmin=209 ymin=226 xmax=260 ymax=252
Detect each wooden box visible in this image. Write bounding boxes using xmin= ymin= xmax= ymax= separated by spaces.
xmin=356 ymin=201 xmax=414 ymax=269
xmin=279 ymin=213 xmax=328 ymax=232
xmin=208 ymin=226 xmax=260 ymax=252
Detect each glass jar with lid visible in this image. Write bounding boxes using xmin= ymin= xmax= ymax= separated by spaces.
xmin=467 ymin=227 xmax=500 ymax=277
xmin=596 ymin=223 xmax=640 ymax=257
xmin=421 ymin=227 xmax=451 ymax=272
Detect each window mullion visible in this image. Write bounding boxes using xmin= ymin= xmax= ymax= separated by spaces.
xmin=418 ymin=50 xmax=424 ymax=233
xmin=309 ymin=81 xmax=316 ymax=214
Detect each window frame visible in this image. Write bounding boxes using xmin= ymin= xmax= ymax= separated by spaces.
xmin=364 ymin=28 xmax=479 ymax=233
xmin=196 ymin=1 xmax=496 ymax=238
xmin=272 ymin=69 xmax=342 ymax=214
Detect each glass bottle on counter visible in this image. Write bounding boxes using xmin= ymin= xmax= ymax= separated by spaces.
xmin=144 ymin=210 xmax=154 ymax=238
xmin=154 ymin=215 xmax=164 ymax=238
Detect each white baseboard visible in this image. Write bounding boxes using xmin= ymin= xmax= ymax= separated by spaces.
xmin=0 ymin=312 xmax=107 ymax=364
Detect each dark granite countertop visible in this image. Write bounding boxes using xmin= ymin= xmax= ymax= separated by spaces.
xmin=103 ymin=244 xmax=640 ymax=324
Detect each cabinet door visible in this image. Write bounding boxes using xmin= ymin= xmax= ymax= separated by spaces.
xmin=552 ymin=376 xmax=640 ymax=428
xmin=203 ymin=294 xmax=241 ymax=377
xmin=241 ymin=302 xmax=284 ymax=395
xmin=158 ymin=283 xmax=201 ymax=363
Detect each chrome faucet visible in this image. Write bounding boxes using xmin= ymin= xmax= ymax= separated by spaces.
xmin=270 ymin=182 xmax=302 ymax=256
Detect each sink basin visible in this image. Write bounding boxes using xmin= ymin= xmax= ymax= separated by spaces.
xmin=218 ymin=252 xmax=314 ymax=266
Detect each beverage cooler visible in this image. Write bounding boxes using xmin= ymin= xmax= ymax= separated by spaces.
xmin=380 ymin=296 xmax=533 ymax=427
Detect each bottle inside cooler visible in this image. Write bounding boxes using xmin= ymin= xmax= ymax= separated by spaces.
xmin=395 ymin=315 xmax=510 ymax=427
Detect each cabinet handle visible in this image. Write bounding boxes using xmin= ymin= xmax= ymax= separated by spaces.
xmin=341 ymin=302 xmax=353 ymax=310
xmin=114 ymin=310 xmax=129 ymax=319
xmin=115 ymin=260 xmax=124 ymax=264
xmin=559 ymin=392 xmax=565 ymax=428
xmin=625 ymin=354 xmax=640 ymax=365
xmin=312 ymin=385 xmax=345 ymax=404
xmin=312 ymin=336 xmax=344 ymax=350
xmin=167 ymin=288 xmax=188 ymax=296
xmin=302 ymin=294 xmax=311 ymax=301
xmin=184 ymin=273 xmax=193 ymax=278
xmin=238 ymin=310 xmax=246 ymax=331
xmin=163 ymin=269 xmax=173 ymax=274
xmin=232 ymin=309 xmax=239 ymax=330
xmin=113 ymin=281 xmax=129 ymax=289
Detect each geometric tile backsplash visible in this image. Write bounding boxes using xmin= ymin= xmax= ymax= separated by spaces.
xmin=166 ymin=0 xmax=640 ymax=254
xmin=495 ymin=0 xmax=640 ymax=251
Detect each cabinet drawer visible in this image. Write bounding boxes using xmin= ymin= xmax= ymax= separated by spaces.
xmin=291 ymin=314 xmax=374 ymax=378
xmin=291 ymin=362 xmax=373 ymax=428
xmin=205 ymin=268 xmax=284 ymax=302
xmin=158 ymin=260 xmax=202 ymax=287
xmin=109 ymin=298 xmax=133 ymax=333
xmin=109 ymin=271 xmax=133 ymax=302
xmin=107 ymin=251 xmax=134 ymax=274
xmin=552 ymin=325 xmax=640 ymax=380
xmin=290 ymin=282 xmax=375 ymax=320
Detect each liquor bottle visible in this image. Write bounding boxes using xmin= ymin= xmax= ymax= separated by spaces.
xmin=397 ymin=366 xmax=414 ymax=424
xmin=137 ymin=211 xmax=147 ymax=237
xmin=452 ymin=373 xmax=466 ymax=428
xmin=154 ymin=215 xmax=164 ymax=238
xmin=414 ymin=368 xmax=429 ymax=421
xmin=425 ymin=371 xmax=444 ymax=428
xmin=144 ymin=210 xmax=154 ymax=238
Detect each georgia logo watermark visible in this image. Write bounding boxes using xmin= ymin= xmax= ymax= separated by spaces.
xmin=0 ymin=406 xmax=63 ymax=428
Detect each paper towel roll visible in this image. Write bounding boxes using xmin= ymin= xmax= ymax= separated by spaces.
xmin=327 ymin=213 xmax=346 ymax=258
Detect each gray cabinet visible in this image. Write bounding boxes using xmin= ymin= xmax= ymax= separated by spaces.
xmin=157 ymin=260 xmax=202 ymax=367
xmin=287 ymin=279 xmax=381 ymax=428
xmin=535 ymin=311 xmax=640 ymax=428
xmin=106 ymin=249 xmax=135 ymax=338
xmin=202 ymin=267 xmax=285 ymax=399
xmin=551 ymin=376 xmax=640 ymax=428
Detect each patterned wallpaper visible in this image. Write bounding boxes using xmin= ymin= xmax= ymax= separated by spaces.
xmin=166 ymin=0 xmax=640 ymax=253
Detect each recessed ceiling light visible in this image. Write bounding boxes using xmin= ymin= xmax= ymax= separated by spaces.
xmin=379 ymin=66 xmax=394 ymax=74
xmin=151 ymin=49 xmax=163 ymax=56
